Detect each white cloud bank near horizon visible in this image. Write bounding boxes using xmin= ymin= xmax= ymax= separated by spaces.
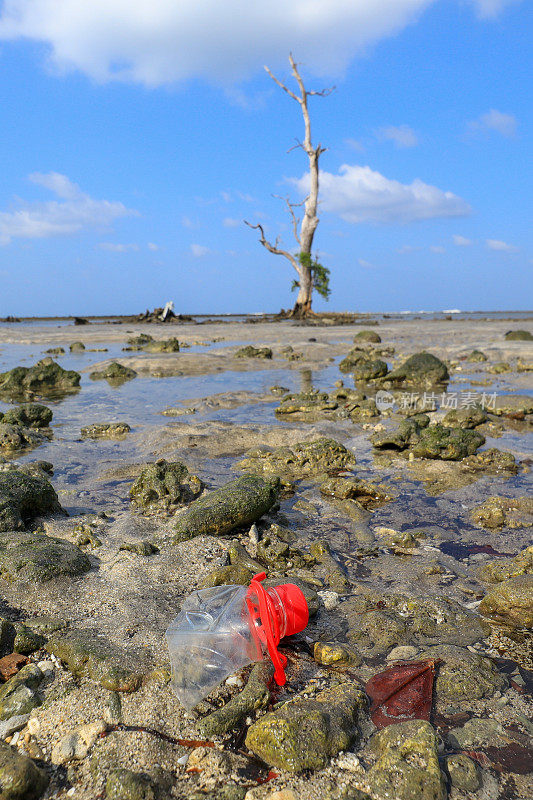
xmin=0 ymin=172 xmax=136 ymax=245
xmin=0 ymin=0 xmax=518 ymax=86
xmin=291 ymin=165 xmax=470 ymax=224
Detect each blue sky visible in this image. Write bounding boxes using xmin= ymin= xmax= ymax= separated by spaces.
xmin=0 ymin=0 xmax=531 ymax=315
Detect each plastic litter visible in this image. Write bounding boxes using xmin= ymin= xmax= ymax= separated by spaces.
xmin=165 ymin=572 xmax=309 ymax=709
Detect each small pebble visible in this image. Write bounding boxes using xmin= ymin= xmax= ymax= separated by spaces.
xmin=225 ymin=675 xmax=244 ymax=688
xmin=317 ymin=590 xmax=340 ymax=610
xmin=337 ymin=752 xmax=361 ymax=772
xmin=28 ymin=718 xmax=40 ymax=735
xmin=386 ymin=645 xmax=418 ymax=661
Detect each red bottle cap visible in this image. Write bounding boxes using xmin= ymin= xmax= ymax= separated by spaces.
xmin=245 ymin=572 xmax=309 ymax=686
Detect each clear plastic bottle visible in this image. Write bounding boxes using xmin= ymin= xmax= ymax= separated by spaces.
xmin=165 ymin=572 xmax=309 ymax=710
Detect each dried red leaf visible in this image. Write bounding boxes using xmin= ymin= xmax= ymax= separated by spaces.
xmin=0 ymin=653 xmax=28 ymax=681
xmin=365 ymin=659 xmax=439 ymax=729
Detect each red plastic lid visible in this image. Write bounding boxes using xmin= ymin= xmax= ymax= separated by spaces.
xmin=245 ymin=572 xmax=309 ymax=686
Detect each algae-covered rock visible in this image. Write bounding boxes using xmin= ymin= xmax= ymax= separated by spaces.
xmin=118 ymin=540 xmax=159 ymax=556
xmin=238 ymin=438 xmax=356 ymax=479
xmin=442 ymin=405 xmax=487 ymax=428
xmin=479 ymin=575 xmax=533 ymax=629
xmin=313 ymin=641 xmax=362 ymax=669
xmin=447 ymin=717 xmax=516 ymax=750
xmin=366 ymin=720 xmax=446 ymax=800
xmin=143 ymin=337 xmax=180 ymax=353
xmin=81 ymin=422 xmax=131 ymax=439
xmin=444 ymin=753 xmax=481 ymax=792
xmin=173 ymin=474 xmax=279 ymax=542
xmin=105 ymin=767 xmax=156 ymax=800
xmin=0 ymin=467 xmax=64 ymax=531
xmin=0 ymin=358 xmax=80 ymax=401
xmin=309 ymin=540 xmax=350 ymax=593
xmin=275 ymin=390 xmax=338 ymax=416
xmin=477 ymin=546 xmax=533 ymax=583
xmin=461 ymin=448 xmax=518 ymax=475
xmin=0 ymin=424 xmax=47 ymax=454
xmin=69 ymin=342 xmax=85 ymax=353
xmin=339 ymin=349 xmax=368 ymax=373
xmin=198 ymin=663 xmax=274 ymax=737
xmin=505 ymin=329 xmax=533 ymax=341
xmin=371 ymin=414 xmax=430 ymax=450
xmin=0 ymin=664 xmax=43 ymax=720
xmin=382 ymin=352 xmax=449 ymax=387
xmin=245 ymin=682 xmax=366 ymax=771
xmin=471 ymin=496 xmax=533 ymax=529
xmin=45 ymin=347 xmax=65 ymax=355
xmin=410 ymin=424 xmax=485 ymax=460
xmin=354 ymin=330 xmax=381 ymax=343
xmin=415 ymin=644 xmax=507 ymax=700
xmin=320 ymin=477 xmax=393 ymax=509
xmin=0 ymin=740 xmax=49 ymax=799
xmin=126 ymin=334 xmax=154 ymax=349
xmin=130 ymin=459 xmax=204 ymax=510
xmin=342 ymin=594 xmax=486 ymax=658
xmin=89 ymin=362 xmax=137 ymax=384
xmin=235 ymin=345 xmax=272 ymax=359
xmin=465 ymin=349 xmax=488 ymax=362
xmin=353 ymin=359 xmax=388 ymax=381
xmin=0 ymin=531 xmax=91 ymax=582
xmin=1 ymin=404 xmax=53 ymax=429
xmin=46 ymin=629 xmax=144 ymax=692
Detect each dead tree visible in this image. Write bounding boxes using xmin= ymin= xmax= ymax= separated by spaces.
xmin=245 ymin=54 xmax=333 ymax=318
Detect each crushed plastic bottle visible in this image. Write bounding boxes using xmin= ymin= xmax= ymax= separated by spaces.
xmin=165 ymin=572 xmax=309 ymax=710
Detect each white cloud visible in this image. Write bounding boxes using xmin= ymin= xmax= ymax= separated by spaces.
xmin=429 ymin=245 xmax=445 ymax=253
xmin=0 ymin=1 xmax=436 ymax=86
xmin=486 ymin=238 xmax=518 ymax=252
xmin=147 ymin=242 xmax=159 ymax=251
xmin=397 ymin=244 xmax=421 ymax=254
xmin=468 ymin=109 xmax=517 ymax=138
xmin=0 ymin=172 xmax=136 ymax=245
xmin=223 ymin=217 xmax=241 ymax=228
xmin=190 ymin=243 xmax=211 ymax=257
xmin=345 ymin=138 xmax=366 ymax=153
xmin=471 ymin=1 xmax=521 ymax=19
xmin=291 ymin=164 xmax=470 ymax=224
xmin=358 ymin=258 xmax=376 ymax=269
xmin=378 ymin=125 xmax=419 ymax=148
xmin=453 ymin=234 xmax=472 ymax=246
xmin=98 ymin=242 xmax=139 ymax=252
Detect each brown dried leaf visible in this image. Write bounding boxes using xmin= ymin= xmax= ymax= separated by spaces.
xmin=365 ymin=659 xmax=439 ymax=729
xmin=0 ymin=652 xmax=28 ymax=681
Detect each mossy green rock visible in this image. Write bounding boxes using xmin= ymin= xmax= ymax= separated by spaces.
xmin=198 ymin=662 xmax=274 ymax=737
xmin=105 ymin=768 xmax=155 ymax=800
xmin=90 ymin=362 xmax=137 ymax=384
xmin=442 ymin=406 xmax=487 ymax=428
xmin=477 ymin=545 xmax=533 ymax=583
xmin=415 ymin=644 xmax=507 ymax=700
xmin=130 ymin=459 xmax=204 ymax=510
xmin=339 ymin=350 xmax=368 ymax=373
xmin=353 ymin=330 xmax=381 ymax=343
xmin=504 ymin=329 xmax=533 ymax=341
xmin=235 ymin=345 xmax=272 ymax=359
xmin=0 ymin=468 xmax=63 ymax=531
xmin=81 ymin=422 xmax=131 ymax=439
xmin=479 ymin=575 xmax=533 ymax=628
xmin=0 ymin=424 xmax=46 ymax=454
xmin=444 ymin=754 xmax=480 ymax=792
xmin=320 ymin=477 xmax=392 ymax=509
xmin=238 ymin=438 xmax=356 ymax=478
xmin=12 ymin=622 xmax=46 ymax=655
xmin=275 ymin=390 xmax=338 ymax=415
xmin=69 ymin=342 xmax=85 ymax=352
xmin=466 ymin=349 xmax=488 ymax=362
xmin=343 ymin=594 xmax=486 ymax=657
xmin=1 ymin=404 xmax=52 ymax=429
xmin=353 ymin=359 xmax=388 ymax=381
xmin=143 ymin=337 xmax=180 ymax=353
xmin=173 ymin=474 xmax=279 ymax=541
xmin=245 ymin=682 xmax=366 ymax=771
xmin=46 ymin=629 xmax=144 ymax=692
xmin=383 ymin=352 xmax=449 ymax=387
xmin=471 ymin=495 xmax=533 ymax=529
xmin=410 ymin=424 xmax=485 ymax=460
xmin=371 ymin=414 xmax=429 ymax=450
xmin=0 ymin=531 xmax=90 ymax=582
xmin=367 ymin=720 xmax=446 ymax=800
xmin=0 ymin=740 xmax=49 ymax=799
xmin=0 ymin=358 xmax=80 ymax=401
xmin=0 ymin=664 xmax=43 ymax=720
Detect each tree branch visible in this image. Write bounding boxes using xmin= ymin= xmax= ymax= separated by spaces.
xmin=244 ymin=221 xmax=300 ymax=272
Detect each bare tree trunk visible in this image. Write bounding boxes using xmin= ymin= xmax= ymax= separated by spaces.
xmin=246 ymin=54 xmax=333 ymax=319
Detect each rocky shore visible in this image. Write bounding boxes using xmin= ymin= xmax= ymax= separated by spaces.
xmin=0 ymin=316 xmax=531 ymax=800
